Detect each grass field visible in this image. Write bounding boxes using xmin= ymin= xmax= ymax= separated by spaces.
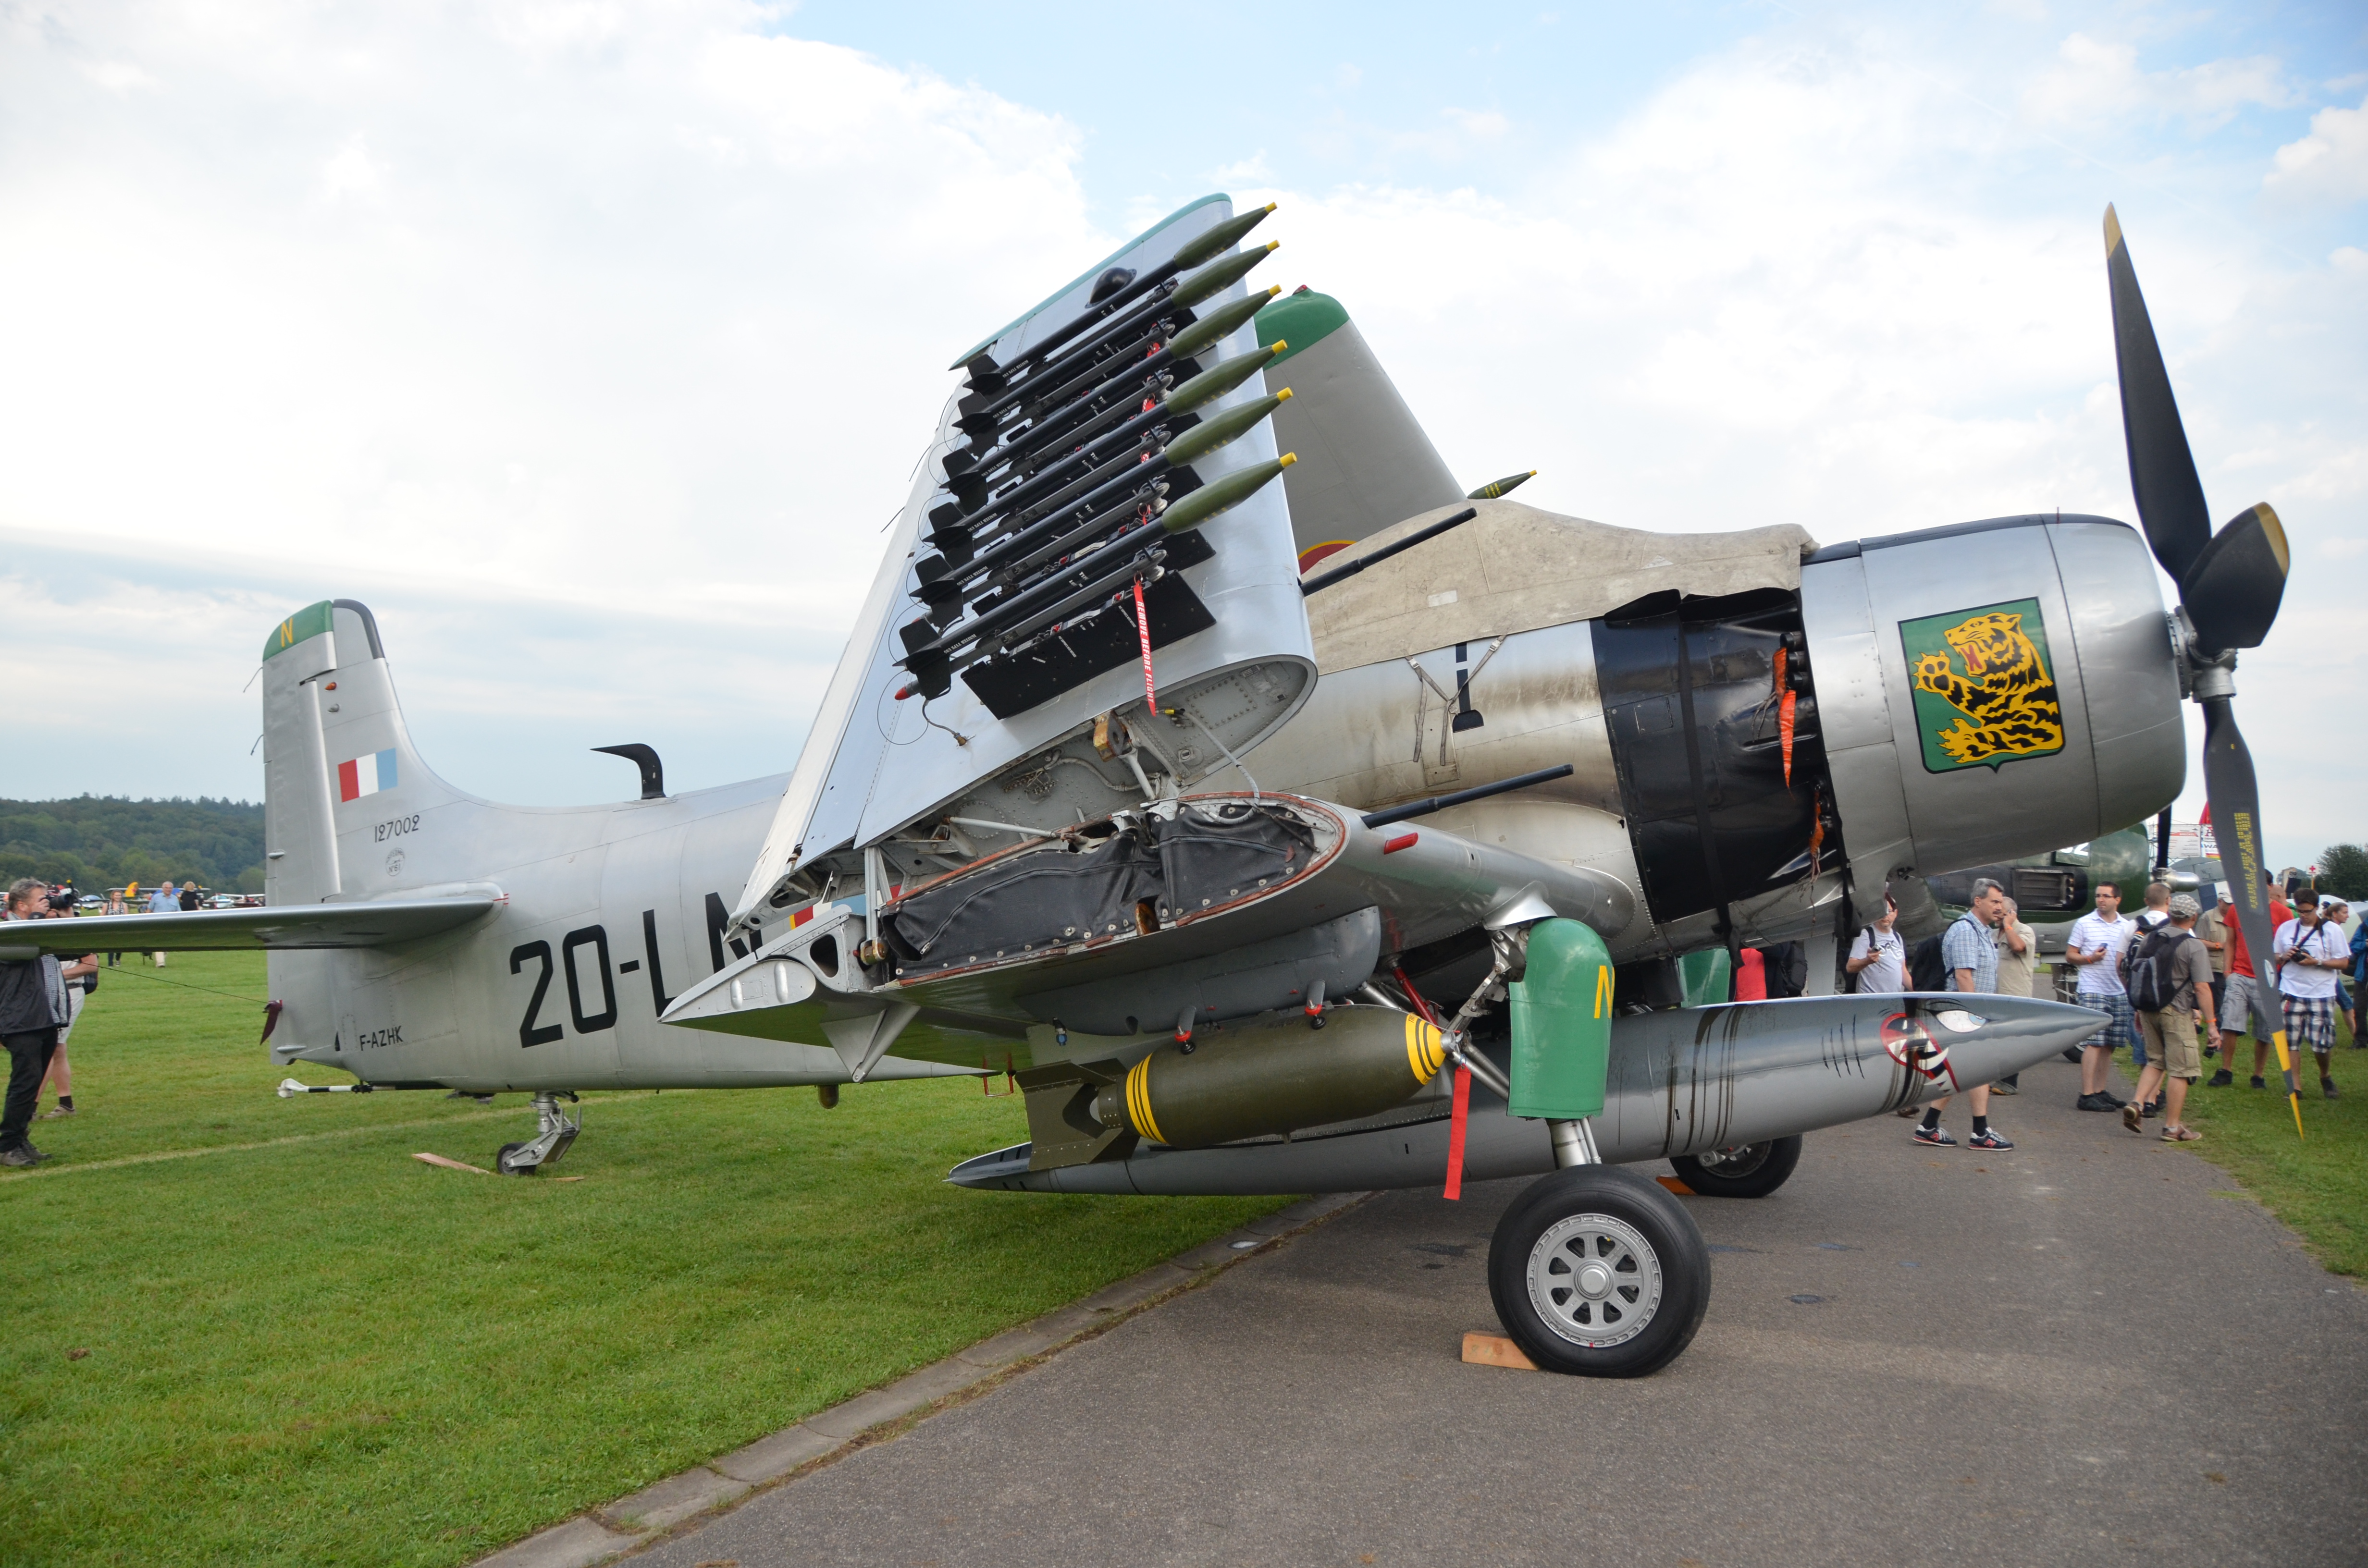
xmin=2173 ymin=1004 xmax=2367 ymax=1278
xmin=0 ymin=952 xmax=1291 ymax=1568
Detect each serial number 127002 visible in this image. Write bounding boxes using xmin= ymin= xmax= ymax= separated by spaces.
xmin=373 ymin=815 xmax=421 ymax=843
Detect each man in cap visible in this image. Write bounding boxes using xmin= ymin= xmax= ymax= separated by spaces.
xmin=2125 ymin=893 xmax=2215 ymax=1142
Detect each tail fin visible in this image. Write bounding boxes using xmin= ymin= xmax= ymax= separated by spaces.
xmin=1255 ymin=288 xmax=1465 ymax=573
xmin=260 ymin=600 xmax=449 ymax=904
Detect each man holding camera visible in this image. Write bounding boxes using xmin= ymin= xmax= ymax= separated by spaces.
xmin=2275 ymin=888 xmax=2350 ymax=1100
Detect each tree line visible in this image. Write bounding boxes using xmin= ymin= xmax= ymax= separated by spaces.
xmin=0 ymin=796 xmax=265 ymax=895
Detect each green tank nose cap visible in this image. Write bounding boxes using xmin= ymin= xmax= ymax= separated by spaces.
xmin=1508 ymin=918 xmax=1615 ymax=1121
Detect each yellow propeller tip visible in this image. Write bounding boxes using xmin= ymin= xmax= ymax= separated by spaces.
xmin=2103 ymin=203 xmax=2123 ymax=257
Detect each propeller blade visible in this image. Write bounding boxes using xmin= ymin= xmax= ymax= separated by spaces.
xmin=2104 ymin=205 xmax=2213 ymax=587
xmin=2181 ymin=503 xmax=2290 ymax=654
xmin=2198 ymin=696 xmax=2306 ymax=1138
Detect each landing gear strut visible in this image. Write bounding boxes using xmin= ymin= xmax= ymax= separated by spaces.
xmin=496 ymin=1092 xmax=580 ymax=1176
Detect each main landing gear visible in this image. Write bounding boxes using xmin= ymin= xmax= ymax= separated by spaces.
xmin=496 ymin=1092 xmax=580 ymax=1176
xmin=1670 ymin=1135 xmax=1803 ymax=1199
xmin=1489 ymin=1120 xmax=1712 ymax=1377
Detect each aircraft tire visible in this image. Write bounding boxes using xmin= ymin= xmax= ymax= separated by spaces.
xmin=1488 ymin=1166 xmax=1709 ymax=1378
xmin=1669 ymin=1135 xmax=1803 ymax=1199
xmin=495 ymin=1142 xmax=536 ymax=1176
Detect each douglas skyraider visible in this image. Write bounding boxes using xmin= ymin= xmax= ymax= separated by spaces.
xmin=15 ymin=199 xmax=2299 ymax=1376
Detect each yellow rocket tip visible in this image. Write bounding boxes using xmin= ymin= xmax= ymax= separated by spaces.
xmin=2292 ymin=1094 xmax=2307 ymax=1140
xmin=1263 ymin=202 xmax=1278 ymax=212
xmin=1265 ymin=240 xmax=1280 ymax=251
xmin=1280 ymin=452 xmax=1297 ymax=467
xmin=1276 ymin=387 xmax=1293 ymax=401
xmin=1528 ymin=469 xmax=1539 ymax=477
xmin=1268 ymin=339 xmax=1287 ymax=353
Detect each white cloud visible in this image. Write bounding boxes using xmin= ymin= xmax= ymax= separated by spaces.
xmin=2022 ymin=32 xmax=2298 ymax=130
xmin=3 ymin=7 xmax=2360 ymax=865
xmin=0 ymin=0 xmax=1107 ymax=632
xmin=2268 ymin=93 xmax=2368 ymax=202
xmin=1226 ymin=31 xmax=2364 ymax=866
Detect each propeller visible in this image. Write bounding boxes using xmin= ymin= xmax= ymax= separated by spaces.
xmin=2102 ymin=205 xmax=2303 ymax=1137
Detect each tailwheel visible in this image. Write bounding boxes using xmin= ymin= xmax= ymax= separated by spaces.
xmin=1670 ymin=1135 xmax=1803 ymax=1199
xmin=1487 ymin=1166 xmax=1710 ymax=1377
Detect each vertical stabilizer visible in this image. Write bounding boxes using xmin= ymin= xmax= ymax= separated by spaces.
xmin=1255 ymin=289 xmax=1464 ymax=572
xmin=261 ymin=603 xmax=344 ymax=905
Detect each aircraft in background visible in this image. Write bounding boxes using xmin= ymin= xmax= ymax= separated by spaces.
xmin=9 ymin=198 xmax=2298 ymax=1376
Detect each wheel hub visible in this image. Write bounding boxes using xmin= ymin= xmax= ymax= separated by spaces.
xmin=1528 ymin=1212 xmax=1662 ymax=1348
xmin=1693 ymin=1141 xmax=1771 ymax=1177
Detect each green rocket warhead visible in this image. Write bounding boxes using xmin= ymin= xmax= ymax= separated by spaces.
xmin=1160 ymin=389 xmax=1291 ymax=468
xmin=1164 ymin=285 xmax=1283 ymax=364
xmin=1467 ymin=470 xmax=1537 ymax=501
xmin=1170 ymin=241 xmax=1281 ymax=312
xmin=1159 ymin=453 xmax=1295 ymax=534
xmin=1171 ymin=202 xmax=1277 ymax=271
xmin=1164 ymin=341 xmax=1286 ymax=416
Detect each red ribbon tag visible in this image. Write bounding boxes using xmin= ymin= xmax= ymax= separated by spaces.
xmin=1133 ymin=577 xmax=1156 ymax=713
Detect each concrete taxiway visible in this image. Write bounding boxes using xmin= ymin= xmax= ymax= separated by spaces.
xmin=590 ymin=1055 xmax=2368 ymax=1565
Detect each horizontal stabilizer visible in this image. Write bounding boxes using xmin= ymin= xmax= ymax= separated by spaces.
xmin=0 ymin=893 xmax=499 ymax=957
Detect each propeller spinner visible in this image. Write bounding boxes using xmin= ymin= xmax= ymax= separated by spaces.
xmin=2102 ymin=204 xmax=2303 ymax=1136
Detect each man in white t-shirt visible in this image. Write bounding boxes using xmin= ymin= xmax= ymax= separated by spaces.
xmin=2064 ymin=881 xmax=2135 ymax=1112
xmin=2274 ymin=888 xmax=2349 ymax=1100
xmin=1846 ymin=893 xmax=1906 ymax=993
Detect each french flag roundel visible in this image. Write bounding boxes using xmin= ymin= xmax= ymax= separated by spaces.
xmin=338 ymin=748 xmax=397 ymax=803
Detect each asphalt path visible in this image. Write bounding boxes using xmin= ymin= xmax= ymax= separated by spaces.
xmin=640 ymin=1055 xmax=2367 ymax=1567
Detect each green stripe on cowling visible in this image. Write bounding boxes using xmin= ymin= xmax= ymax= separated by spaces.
xmin=264 ymin=601 xmax=334 ymax=662
xmin=1254 ymin=289 xmax=1349 ymax=367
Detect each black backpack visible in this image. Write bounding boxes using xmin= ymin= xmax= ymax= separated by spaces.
xmin=2124 ymin=926 xmax=2191 ymax=1013
xmin=1907 ymin=933 xmax=1949 ymax=992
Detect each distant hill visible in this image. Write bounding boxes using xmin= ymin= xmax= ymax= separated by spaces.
xmin=0 ymin=796 xmax=265 ymax=895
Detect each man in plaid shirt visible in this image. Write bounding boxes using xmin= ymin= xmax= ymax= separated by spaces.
xmin=2275 ymin=888 xmax=2349 ymax=1100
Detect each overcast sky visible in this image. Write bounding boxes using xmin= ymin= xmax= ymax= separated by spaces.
xmin=2 ymin=1 xmax=2362 ymax=867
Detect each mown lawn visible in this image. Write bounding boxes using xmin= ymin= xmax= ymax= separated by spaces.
xmin=2175 ymin=1004 xmax=2368 ymax=1277
xmin=0 ymin=952 xmax=1289 ymax=1567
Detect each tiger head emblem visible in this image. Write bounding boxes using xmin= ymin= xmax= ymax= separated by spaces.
xmin=1909 ymin=609 xmax=2065 ymax=768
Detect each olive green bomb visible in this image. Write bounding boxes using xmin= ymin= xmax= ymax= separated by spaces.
xmin=1159 ymin=453 xmax=1295 ymax=534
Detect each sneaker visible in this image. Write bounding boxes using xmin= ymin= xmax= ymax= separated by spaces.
xmin=2142 ymin=1100 xmax=2161 ymax=1119
xmin=37 ymin=1102 xmax=74 ymax=1119
xmin=2249 ymin=1076 xmax=2267 ymax=1089
xmin=2076 ymin=1092 xmax=2120 ymax=1112
xmin=2122 ymin=1102 xmax=2144 ymax=1133
xmin=1968 ymin=1128 xmax=2014 ymax=1151
xmin=0 ymin=1146 xmax=35 ymax=1168
xmin=1911 ymin=1124 xmax=1957 ymax=1147
xmin=2208 ymin=1068 xmax=2234 ymax=1087
xmin=1988 ymin=1080 xmax=2019 ymax=1096
xmin=2061 ymin=1048 xmax=2084 ymax=1064
xmin=2324 ymin=1078 xmax=2340 ymax=1101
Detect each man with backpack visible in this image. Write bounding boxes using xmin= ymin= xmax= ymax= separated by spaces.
xmin=1910 ymin=878 xmax=2013 ymax=1151
xmin=2124 ymin=894 xmax=2215 ymax=1142
xmin=2066 ymin=881 xmax=2136 ymax=1112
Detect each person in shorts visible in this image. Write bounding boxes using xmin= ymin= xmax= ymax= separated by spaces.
xmin=2066 ymin=881 xmax=2136 ymax=1111
xmin=2274 ymin=889 xmax=2350 ymax=1100
xmin=2127 ymin=894 xmax=2215 ymax=1142
xmin=2210 ymin=872 xmax=2291 ymax=1089
xmin=1912 ymin=878 xmax=2012 ymax=1150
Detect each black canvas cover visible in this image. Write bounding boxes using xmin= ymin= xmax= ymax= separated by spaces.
xmin=883 ymin=803 xmax=1317 ymax=979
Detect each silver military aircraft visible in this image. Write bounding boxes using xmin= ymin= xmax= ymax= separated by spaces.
xmin=10 ymin=198 xmax=2298 ymax=1376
